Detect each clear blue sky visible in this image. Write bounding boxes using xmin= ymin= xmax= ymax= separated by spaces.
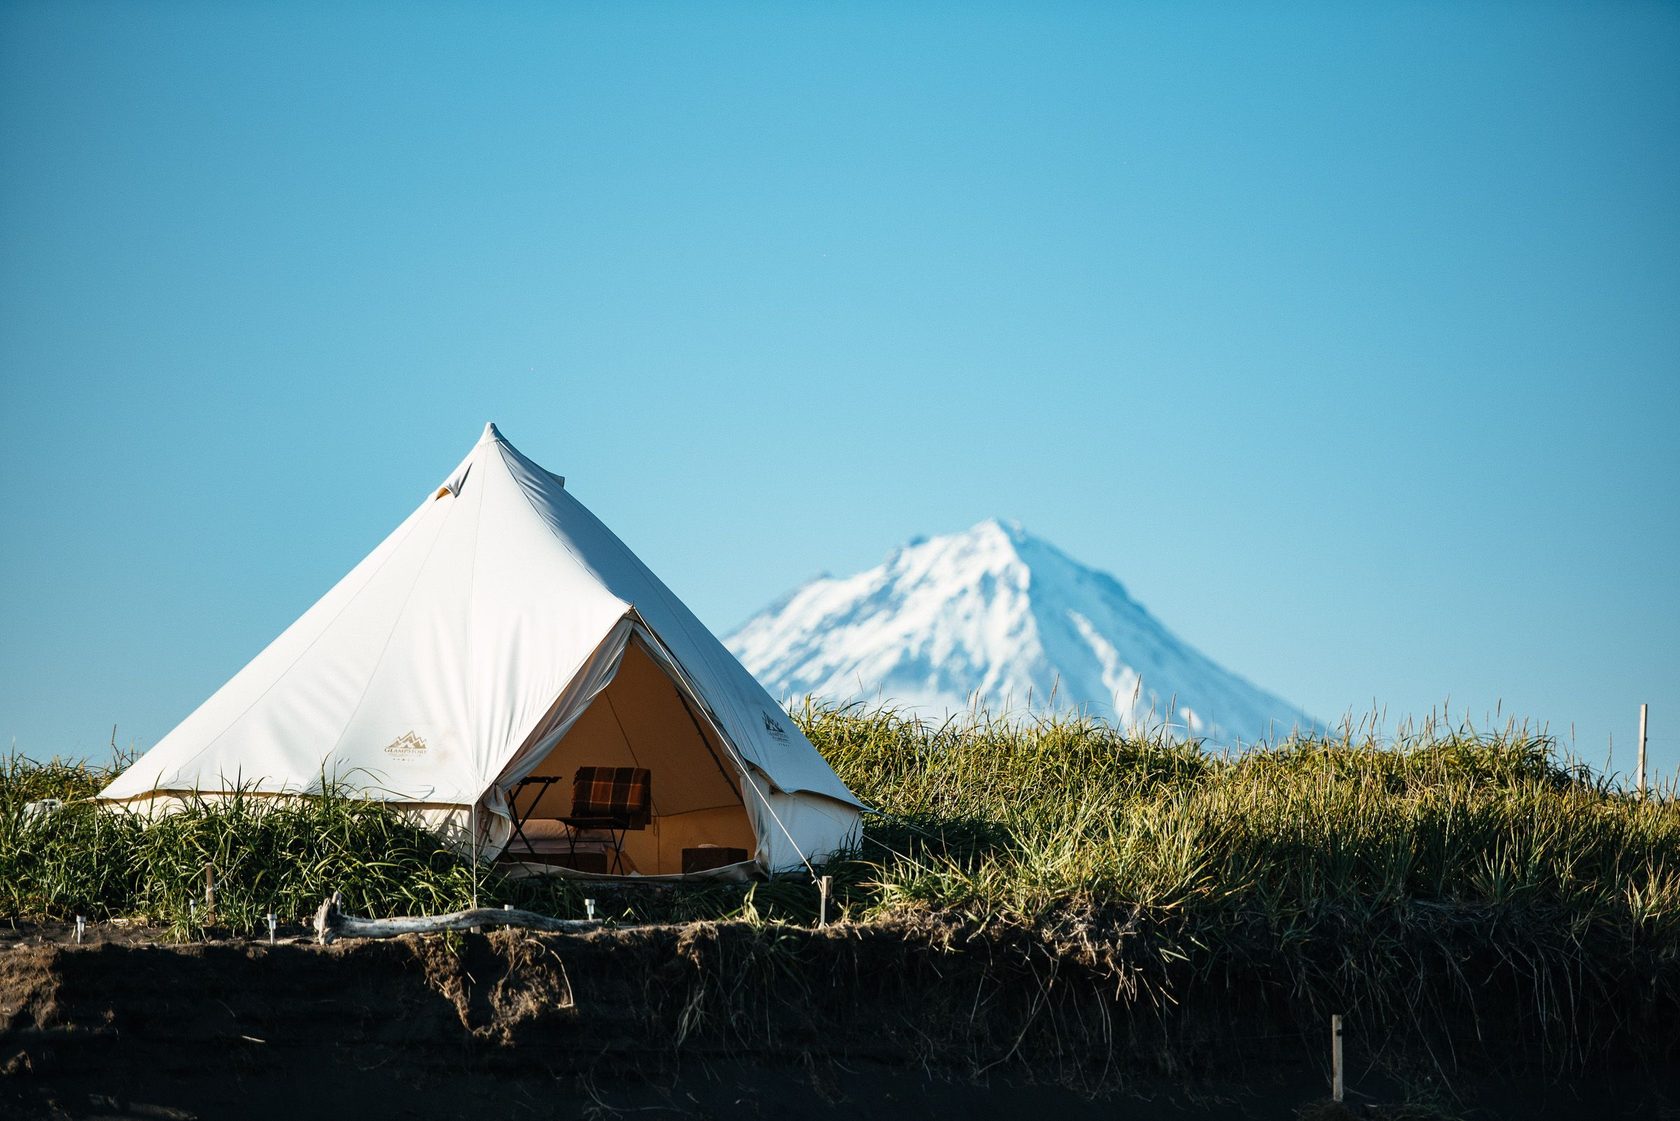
xmin=2 ymin=3 xmax=1676 ymax=776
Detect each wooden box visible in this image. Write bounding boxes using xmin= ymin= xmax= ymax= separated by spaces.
xmin=682 ymin=846 xmax=749 ymax=874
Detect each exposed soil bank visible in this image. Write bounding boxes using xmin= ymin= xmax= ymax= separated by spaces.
xmin=2 ymin=920 xmax=1675 ymax=1120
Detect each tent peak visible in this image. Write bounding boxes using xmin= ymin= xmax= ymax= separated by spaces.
xmin=479 ymin=422 xmax=504 ymax=445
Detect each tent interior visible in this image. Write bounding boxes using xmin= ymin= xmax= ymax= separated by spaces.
xmin=500 ymin=635 xmax=757 ymax=876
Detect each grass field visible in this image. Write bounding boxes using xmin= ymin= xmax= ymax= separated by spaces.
xmin=5 ymin=705 xmax=1678 ymax=1085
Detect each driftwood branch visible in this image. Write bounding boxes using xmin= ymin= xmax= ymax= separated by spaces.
xmin=312 ymin=892 xmax=599 ymax=944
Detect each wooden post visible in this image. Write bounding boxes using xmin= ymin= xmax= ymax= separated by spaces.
xmin=1638 ymin=704 xmax=1649 ymax=795
xmin=1331 ymin=1014 xmax=1344 ymax=1102
xmin=818 ymin=875 xmax=832 ymax=928
xmin=470 ymin=803 xmax=480 ymax=911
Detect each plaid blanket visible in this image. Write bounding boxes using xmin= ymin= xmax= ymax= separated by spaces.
xmin=570 ymin=766 xmax=652 ymax=828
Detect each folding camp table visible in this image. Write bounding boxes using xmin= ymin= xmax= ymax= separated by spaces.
xmin=507 ymin=775 xmax=564 ymax=858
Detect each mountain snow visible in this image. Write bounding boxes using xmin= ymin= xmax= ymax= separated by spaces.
xmin=725 ymin=518 xmax=1313 ymax=745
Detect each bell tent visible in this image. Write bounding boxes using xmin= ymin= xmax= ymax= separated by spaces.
xmin=99 ymin=424 xmax=863 ymax=877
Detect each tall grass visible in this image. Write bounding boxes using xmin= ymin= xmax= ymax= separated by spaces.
xmin=807 ymin=702 xmax=1676 ymax=924
xmin=0 ymin=755 xmax=802 ymax=931
xmin=6 ymin=709 xmax=1676 ymax=934
xmin=6 ymin=703 xmax=1679 ymax=1089
xmin=5 ymin=706 xmax=1678 ymax=1065
xmin=801 ymin=704 xmax=1680 ymax=1074
xmin=0 ymin=754 xmax=481 ymax=932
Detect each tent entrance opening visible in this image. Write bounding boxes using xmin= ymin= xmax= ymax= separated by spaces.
xmin=504 ymin=636 xmax=754 ymax=875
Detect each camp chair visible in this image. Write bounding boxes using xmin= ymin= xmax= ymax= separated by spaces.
xmin=560 ymin=766 xmax=652 ymax=874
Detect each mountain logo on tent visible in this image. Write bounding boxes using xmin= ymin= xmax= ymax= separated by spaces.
xmin=383 ymin=731 xmax=429 ymax=759
xmin=761 ymin=711 xmax=790 ymax=744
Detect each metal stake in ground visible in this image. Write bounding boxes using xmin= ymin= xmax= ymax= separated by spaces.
xmin=1331 ymin=1014 xmax=1344 ymax=1103
xmin=818 ymin=875 xmax=831 ymax=928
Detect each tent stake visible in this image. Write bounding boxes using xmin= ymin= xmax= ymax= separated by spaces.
xmin=470 ymin=803 xmax=480 ymax=910
xmin=1331 ymin=1014 xmax=1344 ymax=1102
xmin=818 ymin=875 xmax=831 ymax=927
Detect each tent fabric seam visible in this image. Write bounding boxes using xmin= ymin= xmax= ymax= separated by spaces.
xmin=325 ymin=498 xmax=456 ymax=759
xmin=495 ymin=441 xmax=614 ymax=594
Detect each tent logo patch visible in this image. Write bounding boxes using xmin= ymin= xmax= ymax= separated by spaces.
xmin=384 ymin=731 xmax=429 ymax=759
xmin=761 ymin=712 xmax=790 ymax=744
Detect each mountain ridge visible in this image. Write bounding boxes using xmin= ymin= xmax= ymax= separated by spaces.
xmin=725 ymin=518 xmax=1313 ymax=745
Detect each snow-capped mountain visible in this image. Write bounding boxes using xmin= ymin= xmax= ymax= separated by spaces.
xmin=725 ymin=518 xmax=1313 ymax=745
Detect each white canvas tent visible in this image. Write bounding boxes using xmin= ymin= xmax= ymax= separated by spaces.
xmin=99 ymin=423 xmax=863 ymax=876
